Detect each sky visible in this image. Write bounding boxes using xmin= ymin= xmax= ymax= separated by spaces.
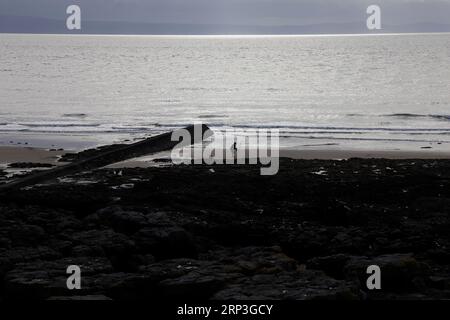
xmin=0 ymin=0 xmax=449 ymax=33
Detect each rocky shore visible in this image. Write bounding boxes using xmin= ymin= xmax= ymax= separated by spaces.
xmin=0 ymin=158 xmax=449 ymax=300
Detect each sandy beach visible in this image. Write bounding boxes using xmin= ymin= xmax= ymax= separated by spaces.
xmin=3 ymin=144 xmax=450 ymax=170
xmin=0 ymin=146 xmax=67 ymax=166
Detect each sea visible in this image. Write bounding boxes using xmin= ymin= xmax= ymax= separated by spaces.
xmin=1 ymin=33 xmax=450 ymax=152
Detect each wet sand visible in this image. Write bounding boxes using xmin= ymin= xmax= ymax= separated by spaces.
xmin=2 ymin=145 xmax=450 ymax=170
xmin=0 ymin=146 xmax=67 ymax=166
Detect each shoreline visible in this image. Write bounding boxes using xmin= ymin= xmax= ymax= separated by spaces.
xmin=2 ymin=145 xmax=450 ymax=168
xmin=2 ymin=32 xmax=450 ymax=37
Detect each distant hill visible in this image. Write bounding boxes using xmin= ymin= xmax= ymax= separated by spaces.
xmin=1 ymin=15 xmax=450 ymax=35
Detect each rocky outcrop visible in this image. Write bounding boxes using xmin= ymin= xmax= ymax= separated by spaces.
xmin=1 ymin=158 xmax=450 ymax=300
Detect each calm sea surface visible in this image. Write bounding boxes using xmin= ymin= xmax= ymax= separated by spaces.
xmin=1 ymin=33 xmax=450 ymax=151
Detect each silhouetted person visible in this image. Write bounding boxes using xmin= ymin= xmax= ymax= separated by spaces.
xmin=231 ymin=142 xmax=237 ymax=160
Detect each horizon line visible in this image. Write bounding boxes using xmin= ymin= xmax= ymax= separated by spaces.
xmin=1 ymin=31 xmax=450 ymax=37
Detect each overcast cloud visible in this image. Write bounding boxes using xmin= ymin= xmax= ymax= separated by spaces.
xmin=0 ymin=0 xmax=449 ymax=34
xmin=0 ymin=0 xmax=449 ymax=25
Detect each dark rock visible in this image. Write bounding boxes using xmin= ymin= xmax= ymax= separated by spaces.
xmin=8 ymin=163 xmax=54 ymax=169
xmin=1 ymin=158 xmax=450 ymax=299
xmin=281 ymin=227 xmax=330 ymax=262
xmin=429 ymin=276 xmax=450 ymax=290
xmin=48 ymin=295 xmax=112 ymax=300
xmin=7 ymin=224 xmax=46 ymax=246
xmin=0 ymin=246 xmax=61 ymax=265
xmin=139 ymin=258 xmax=208 ymax=283
xmin=70 ymin=230 xmax=136 ymax=271
xmin=212 ymin=270 xmax=358 ymax=300
xmin=71 ymin=230 xmax=135 ymax=256
xmin=71 ymin=244 xmax=105 ymax=257
xmin=95 ymin=206 xmax=148 ymax=234
xmin=344 ymin=254 xmax=427 ymax=292
xmin=159 ymin=273 xmax=224 ymax=299
xmin=427 ymin=248 xmax=450 ymax=264
xmin=82 ymin=272 xmax=154 ymax=300
xmin=133 ymin=226 xmax=197 ymax=259
xmin=4 ymin=270 xmax=67 ymax=300
xmin=3 ymin=257 xmax=113 ymax=300
xmin=307 ymin=254 xmax=351 ymax=279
